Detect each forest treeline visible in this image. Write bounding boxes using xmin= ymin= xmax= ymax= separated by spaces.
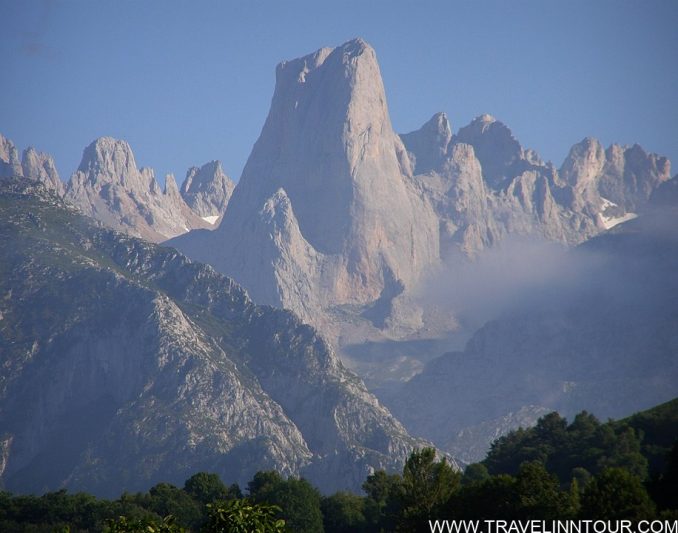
xmin=2 ymin=399 xmax=677 ymax=532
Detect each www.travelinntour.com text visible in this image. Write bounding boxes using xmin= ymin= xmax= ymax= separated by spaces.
xmin=429 ymin=520 xmax=678 ymax=533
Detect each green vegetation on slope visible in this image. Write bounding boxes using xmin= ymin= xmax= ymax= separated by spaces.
xmin=1 ymin=399 xmax=676 ymax=532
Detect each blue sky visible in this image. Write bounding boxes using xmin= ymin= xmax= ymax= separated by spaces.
xmin=1 ymin=0 xmax=677 ymax=184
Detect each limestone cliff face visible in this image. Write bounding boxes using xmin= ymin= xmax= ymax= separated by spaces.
xmin=171 ymin=38 xmax=440 ymax=326
xmin=598 ymin=143 xmax=670 ymax=212
xmin=402 ymin=112 xmax=670 ymax=258
xmin=559 ymin=137 xmax=607 ymax=215
xmin=169 ymin=40 xmax=671 ymax=341
xmin=180 ymin=160 xmax=234 ymax=220
xmin=401 ymin=112 xmax=453 ymax=175
xmin=559 ymin=138 xmax=670 ymax=230
xmin=410 ymin=136 xmax=497 ymax=257
xmin=21 ymin=147 xmax=65 ymax=196
xmin=1 ymin=134 xmax=223 ymax=240
xmin=0 ymin=134 xmax=64 ymax=195
xmin=0 ymin=134 xmax=23 ymax=178
xmin=0 ymin=178 xmax=437 ymax=496
xmin=454 ymin=114 xmax=543 ymax=190
xmin=65 ymin=137 xmax=211 ymax=242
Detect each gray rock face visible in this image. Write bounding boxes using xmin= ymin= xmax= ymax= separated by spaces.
xmin=414 ymin=141 xmax=497 ymax=256
xmin=21 ymin=147 xmax=65 ymax=196
xmin=598 ymin=143 xmax=670 ymax=212
xmin=0 ymin=134 xmax=64 ymax=196
xmin=0 ymin=134 xmax=23 ymax=178
xmin=0 ymin=178 xmax=440 ymax=496
xmin=558 ymin=139 xmax=670 ymax=230
xmin=180 ymin=160 xmax=234 ymax=220
xmin=65 ymin=137 xmax=211 ymax=242
xmin=404 ymin=113 xmax=671 ymax=260
xmin=559 ymin=137 xmax=607 ymax=215
xmin=383 ymin=200 xmax=678 ymax=462
xmin=403 ymin=115 xmax=592 ymax=259
xmin=170 ymin=38 xmax=440 ymax=327
xmin=454 ymin=114 xmax=542 ymax=190
xmin=401 ymin=112 xmax=453 ymax=175
xmin=170 ymin=40 xmax=671 ymax=349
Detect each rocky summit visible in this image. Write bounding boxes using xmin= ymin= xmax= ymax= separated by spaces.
xmin=0 ymin=134 xmax=64 ymax=196
xmin=169 ymin=38 xmax=440 ymax=329
xmin=0 ymin=133 xmax=237 ymax=243
xmin=0 ymin=177 xmax=440 ymax=497
xmin=170 ymin=38 xmax=671 ymax=349
xmin=180 ymin=160 xmax=234 ymax=222
xmin=65 ymin=137 xmax=213 ymax=242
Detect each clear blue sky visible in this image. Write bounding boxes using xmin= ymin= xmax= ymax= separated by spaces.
xmin=1 ymin=0 xmax=677 ymax=185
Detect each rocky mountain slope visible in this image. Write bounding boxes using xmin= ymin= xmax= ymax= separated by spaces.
xmin=0 ymin=135 xmax=64 ymax=196
xmin=1 ymin=134 xmax=234 ymax=243
xmin=180 ymin=160 xmax=234 ymax=223
xmin=169 ymin=39 xmax=670 ymax=351
xmin=0 ymin=177 xmax=437 ymax=497
xmin=382 ymin=180 xmax=678 ymax=462
xmin=169 ymin=38 xmax=440 ymax=330
xmin=403 ymin=112 xmax=669 ymax=258
xmin=64 ymin=137 xmax=213 ymax=242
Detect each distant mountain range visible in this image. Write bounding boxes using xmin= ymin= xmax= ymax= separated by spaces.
xmin=1 ymin=37 xmax=676 ymax=490
xmin=0 ymin=134 xmax=234 ymax=242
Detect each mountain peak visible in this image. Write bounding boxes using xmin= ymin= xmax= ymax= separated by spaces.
xmin=180 ymin=160 xmax=234 ymax=218
xmin=560 ymin=137 xmax=605 ymax=189
xmin=260 ymin=187 xmax=294 ymax=226
xmin=66 ymin=137 xmax=210 ymax=241
xmin=230 ymin=36 xmax=401 ymax=256
xmin=174 ymin=38 xmax=439 ymax=318
xmin=0 ymin=133 xmax=23 ymax=178
xmin=401 ymin=112 xmax=453 ymax=174
xmin=77 ymin=136 xmax=137 ymax=178
xmin=22 ymin=146 xmax=65 ymax=195
xmin=164 ymin=173 xmax=180 ymax=197
xmin=425 ymin=112 xmax=452 ymax=138
xmin=455 ymin=115 xmax=529 ymax=189
xmin=339 ymin=36 xmax=371 ymax=57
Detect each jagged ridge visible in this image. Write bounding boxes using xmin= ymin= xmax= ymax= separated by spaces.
xmin=0 ymin=177 xmax=438 ymax=497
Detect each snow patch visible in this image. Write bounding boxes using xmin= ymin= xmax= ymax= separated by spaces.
xmin=600 ymin=197 xmax=616 ymax=211
xmin=202 ymin=215 xmax=219 ymax=225
xmin=601 ymin=212 xmax=637 ymax=230
xmin=599 ymin=197 xmax=637 ymax=230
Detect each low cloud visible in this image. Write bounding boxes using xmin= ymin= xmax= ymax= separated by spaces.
xmin=413 ymin=235 xmax=604 ymax=329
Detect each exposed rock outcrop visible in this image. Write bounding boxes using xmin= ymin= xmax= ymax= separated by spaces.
xmin=401 ymin=112 xmax=453 ymax=175
xmin=0 ymin=134 xmax=64 ymax=195
xmin=0 ymin=177 xmax=441 ymax=496
xmin=401 ymin=112 xmax=670 ymax=259
xmin=21 ymin=147 xmax=65 ymax=196
xmin=453 ymin=114 xmax=543 ymax=191
xmin=597 ymin=143 xmax=670 ymax=212
xmin=180 ymin=160 xmax=235 ymax=222
xmin=0 ymin=134 xmax=23 ymax=179
xmin=170 ymin=38 xmax=440 ymax=328
xmin=65 ymin=137 xmax=211 ymax=242
xmin=169 ymin=40 xmax=671 ymax=349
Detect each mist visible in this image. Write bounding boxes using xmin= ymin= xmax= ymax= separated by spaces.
xmin=413 ymin=235 xmax=607 ymax=333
